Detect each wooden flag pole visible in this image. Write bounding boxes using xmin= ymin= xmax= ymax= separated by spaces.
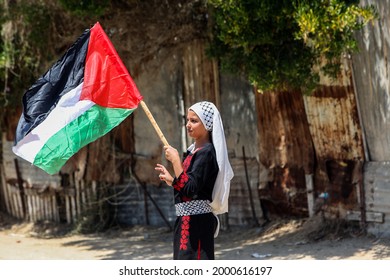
xmin=140 ymin=100 xmax=169 ymax=146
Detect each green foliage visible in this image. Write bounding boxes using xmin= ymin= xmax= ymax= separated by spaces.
xmin=294 ymin=0 xmax=377 ymax=79
xmin=207 ymin=0 xmax=378 ymax=93
xmin=0 ymin=1 xmax=53 ymax=110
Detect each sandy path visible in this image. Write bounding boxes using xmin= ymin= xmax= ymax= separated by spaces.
xmin=1 ymin=216 xmax=390 ymax=260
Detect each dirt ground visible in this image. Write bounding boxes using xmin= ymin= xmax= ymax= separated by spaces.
xmin=1 ymin=211 xmax=390 ymax=260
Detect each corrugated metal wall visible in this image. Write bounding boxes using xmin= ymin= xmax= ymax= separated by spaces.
xmin=257 ymin=90 xmax=314 ymax=173
xmin=255 ymin=90 xmax=314 ymax=217
xmin=352 ymin=0 xmax=390 ymax=236
xmin=304 ymin=85 xmax=364 ymax=162
xmin=254 ymin=58 xmax=365 ymax=219
xmin=353 ymin=0 xmax=390 ymax=162
xmin=304 ymin=61 xmax=365 ymax=216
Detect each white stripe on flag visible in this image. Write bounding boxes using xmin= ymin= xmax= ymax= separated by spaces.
xmin=12 ymin=82 xmax=94 ymax=163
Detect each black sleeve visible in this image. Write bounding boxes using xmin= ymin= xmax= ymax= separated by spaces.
xmin=177 ymin=145 xmax=218 ymax=199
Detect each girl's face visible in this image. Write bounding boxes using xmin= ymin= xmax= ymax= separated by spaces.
xmin=186 ymin=110 xmax=208 ymax=140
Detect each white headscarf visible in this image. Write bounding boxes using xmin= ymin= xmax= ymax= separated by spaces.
xmin=189 ymin=101 xmax=234 ymax=215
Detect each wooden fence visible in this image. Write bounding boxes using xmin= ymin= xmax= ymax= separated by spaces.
xmin=0 ymin=165 xmax=97 ymax=223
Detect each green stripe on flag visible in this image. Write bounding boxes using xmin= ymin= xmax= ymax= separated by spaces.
xmin=33 ymin=104 xmax=135 ymax=174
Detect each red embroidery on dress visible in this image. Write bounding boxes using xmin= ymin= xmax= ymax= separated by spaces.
xmin=173 ymin=154 xmax=194 ymax=191
xmin=179 ymin=216 xmax=190 ymax=250
xmin=182 ymin=154 xmax=193 ymax=171
xmin=176 ymin=149 xmax=203 ymax=251
xmin=173 ymin=173 xmax=188 ymax=191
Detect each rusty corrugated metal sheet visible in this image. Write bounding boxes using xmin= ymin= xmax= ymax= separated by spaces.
xmin=255 ymin=59 xmax=365 ymax=216
xmin=304 ymin=84 xmax=365 ymax=162
xmin=302 ymin=62 xmax=365 ymax=212
xmin=256 ymin=90 xmax=315 ymax=173
xmin=256 ymin=90 xmax=315 ymax=217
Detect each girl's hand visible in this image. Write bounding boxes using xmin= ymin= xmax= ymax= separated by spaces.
xmin=155 ymin=163 xmax=174 ymax=186
xmin=163 ymin=145 xmax=180 ymax=165
xmin=162 ymin=145 xmax=183 ymax=179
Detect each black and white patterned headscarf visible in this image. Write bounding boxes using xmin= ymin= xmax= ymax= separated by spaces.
xmin=189 ymin=101 xmax=234 ymax=216
xmin=192 ymin=101 xmax=214 ymax=131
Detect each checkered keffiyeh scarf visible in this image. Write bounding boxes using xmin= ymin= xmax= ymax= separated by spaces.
xmin=189 ymin=101 xmax=234 ymax=215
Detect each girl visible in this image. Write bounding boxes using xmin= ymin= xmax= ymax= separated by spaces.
xmin=155 ymin=101 xmax=234 ymax=260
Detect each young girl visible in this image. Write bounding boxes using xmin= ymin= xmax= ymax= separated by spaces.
xmin=155 ymin=101 xmax=234 ymax=260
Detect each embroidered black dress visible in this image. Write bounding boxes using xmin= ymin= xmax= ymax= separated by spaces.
xmin=172 ymin=142 xmax=219 ymax=260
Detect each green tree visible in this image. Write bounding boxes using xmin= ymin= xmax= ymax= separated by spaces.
xmin=207 ymin=0 xmax=377 ymax=93
xmin=0 ymin=1 xmax=53 ymax=109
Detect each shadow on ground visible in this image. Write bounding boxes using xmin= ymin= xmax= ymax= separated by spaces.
xmin=1 ymin=211 xmax=390 ymax=260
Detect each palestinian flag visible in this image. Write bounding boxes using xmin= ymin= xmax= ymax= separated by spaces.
xmin=12 ymin=22 xmax=143 ymax=175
